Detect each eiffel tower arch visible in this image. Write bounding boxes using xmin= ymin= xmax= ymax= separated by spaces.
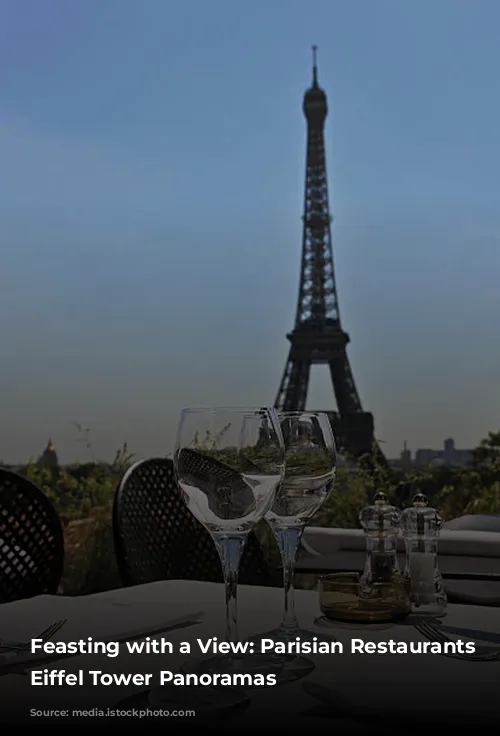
xmin=275 ymin=48 xmax=383 ymax=463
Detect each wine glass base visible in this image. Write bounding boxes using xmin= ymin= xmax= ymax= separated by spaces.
xmin=181 ymin=651 xmax=314 ymax=690
xmin=314 ymin=615 xmax=396 ymax=632
xmin=250 ymin=624 xmax=337 ymax=650
xmin=242 ymin=625 xmax=337 ymax=683
xmin=181 ymin=653 xmax=284 ymax=687
xmin=264 ymin=653 xmax=315 ymax=683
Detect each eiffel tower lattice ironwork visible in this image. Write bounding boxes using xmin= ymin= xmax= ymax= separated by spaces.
xmin=275 ymin=48 xmax=382 ymax=461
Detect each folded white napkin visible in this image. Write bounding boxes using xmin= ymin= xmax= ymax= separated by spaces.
xmin=303 ymin=526 xmax=500 ymax=557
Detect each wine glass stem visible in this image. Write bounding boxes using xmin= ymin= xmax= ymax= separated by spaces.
xmin=274 ymin=526 xmax=303 ymax=631
xmin=213 ymin=533 xmax=246 ymax=644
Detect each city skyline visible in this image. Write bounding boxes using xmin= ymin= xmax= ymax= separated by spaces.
xmin=1 ymin=0 xmax=500 ymax=463
xmin=1 ymin=433 xmax=473 ymax=469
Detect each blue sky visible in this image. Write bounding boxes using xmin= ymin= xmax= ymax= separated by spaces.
xmin=1 ymin=0 xmax=499 ymax=463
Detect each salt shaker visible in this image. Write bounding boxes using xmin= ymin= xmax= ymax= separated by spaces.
xmin=400 ymin=492 xmax=447 ymax=617
xmin=359 ymin=491 xmax=401 ymax=585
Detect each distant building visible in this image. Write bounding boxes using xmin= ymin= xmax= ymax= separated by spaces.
xmin=387 ymin=440 xmax=413 ymax=469
xmin=37 ymin=438 xmax=59 ymax=468
xmin=414 ymin=438 xmax=471 ymax=468
xmin=388 ymin=438 xmax=472 ymax=468
xmin=399 ymin=440 xmax=412 ymax=470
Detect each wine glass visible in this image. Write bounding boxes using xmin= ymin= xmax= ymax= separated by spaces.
xmin=173 ymin=406 xmax=285 ymax=677
xmin=251 ymin=411 xmax=336 ymax=659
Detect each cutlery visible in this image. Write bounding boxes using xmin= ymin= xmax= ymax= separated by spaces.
xmin=413 ymin=618 xmax=500 ymax=661
xmin=302 ymin=681 xmax=499 ymax=725
xmin=0 ymin=620 xmax=67 ymax=652
xmin=441 ymin=623 xmax=500 ymax=645
xmin=0 ymin=611 xmax=204 ymax=676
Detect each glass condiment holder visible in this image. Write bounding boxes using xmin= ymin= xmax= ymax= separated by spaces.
xmin=359 ymin=491 xmax=401 ymax=585
xmin=400 ymin=492 xmax=447 ymax=617
xmin=330 ymin=491 xmax=410 ymax=624
xmin=318 ymin=571 xmax=410 ymax=625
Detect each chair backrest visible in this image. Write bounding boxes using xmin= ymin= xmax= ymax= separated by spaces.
xmin=113 ymin=457 xmax=271 ymax=587
xmin=0 ymin=468 xmax=65 ymax=602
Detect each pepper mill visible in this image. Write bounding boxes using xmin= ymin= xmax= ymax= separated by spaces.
xmin=359 ymin=491 xmax=401 ymax=585
xmin=400 ymin=492 xmax=447 ymax=617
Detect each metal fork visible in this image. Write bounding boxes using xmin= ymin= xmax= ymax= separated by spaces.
xmin=413 ymin=617 xmax=500 ymax=661
xmin=0 ymin=619 xmax=67 ymax=652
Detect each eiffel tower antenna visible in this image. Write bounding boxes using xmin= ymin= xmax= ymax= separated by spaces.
xmin=312 ymin=45 xmax=318 ymax=84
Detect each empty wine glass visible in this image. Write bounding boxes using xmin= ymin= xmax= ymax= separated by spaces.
xmin=251 ymin=411 xmax=336 ymax=659
xmin=173 ymin=407 xmax=285 ymax=677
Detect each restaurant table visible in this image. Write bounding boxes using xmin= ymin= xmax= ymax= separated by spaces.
xmin=0 ymin=580 xmax=498 ymax=727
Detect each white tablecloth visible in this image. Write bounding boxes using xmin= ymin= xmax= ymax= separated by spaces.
xmin=0 ymin=581 xmax=498 ymax=726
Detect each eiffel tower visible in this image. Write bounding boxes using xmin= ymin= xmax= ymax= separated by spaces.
xmin=275 ymin=48 xmax=382 ymax=461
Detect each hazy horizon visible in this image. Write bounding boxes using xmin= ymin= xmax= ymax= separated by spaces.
xmin=1 ymin=0 xmax=499 ymax=464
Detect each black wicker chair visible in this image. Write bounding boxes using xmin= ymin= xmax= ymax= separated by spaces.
xmin=0 ymin=468 xmax=65 ymax=603
xmin=113 ymin=457 xmax=272 ymax=587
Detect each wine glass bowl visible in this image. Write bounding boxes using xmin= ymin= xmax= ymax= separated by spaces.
xmin=266 ymin=413 xmax=336 ymax=527
xmin=173 ymin=407 xmax=286 ymax=681
xmin=175 ymin=408 xmax=285 ymax=533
